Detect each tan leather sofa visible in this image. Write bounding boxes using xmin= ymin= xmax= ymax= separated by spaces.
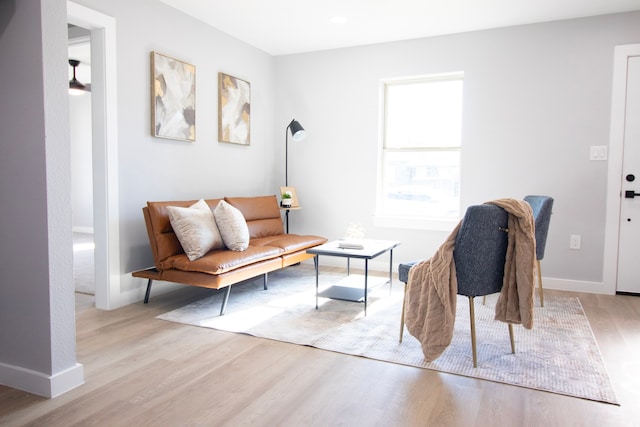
xmin=132 ymin=195 xmax=327 ymax=314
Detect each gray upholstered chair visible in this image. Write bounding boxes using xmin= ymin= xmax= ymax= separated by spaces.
xmin=524 ymin=195 xmax=554 ymax=307
xmin=398 ymin=204 xmax=515 ymax=367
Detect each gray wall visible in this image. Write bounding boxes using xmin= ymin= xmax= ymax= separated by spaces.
xmin=0 ymin=0 xmax=82 ymax=397
xmin=275 ymin=12 xmax=640 ymax=290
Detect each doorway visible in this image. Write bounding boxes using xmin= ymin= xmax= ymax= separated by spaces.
xmin=67 ymin=1 xmax=120 ymax=309
xmin=68 ymin=26 xmax=95 ymax=297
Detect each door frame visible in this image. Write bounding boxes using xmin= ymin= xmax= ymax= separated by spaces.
xmin=603 ymin=43 xmax=640 ymax=295
xmin=67 ymin=1 xmax=120 ymax=309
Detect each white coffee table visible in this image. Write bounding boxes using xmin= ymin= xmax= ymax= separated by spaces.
xmin=306 ymin=239 xmax=400 ymax=315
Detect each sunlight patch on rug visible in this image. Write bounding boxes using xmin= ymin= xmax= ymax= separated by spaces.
xmin=157 ymin=267 xmax=618 ymax=405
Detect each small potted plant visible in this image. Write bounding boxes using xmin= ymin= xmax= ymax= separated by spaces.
xmin=281 ymin=191 xmax=293 ymax=207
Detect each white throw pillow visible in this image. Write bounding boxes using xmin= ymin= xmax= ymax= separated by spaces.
xmin=213 ymin=200 xmax=250 ymax=251
xmin=167 ymin=199 xmax=224 ymax=261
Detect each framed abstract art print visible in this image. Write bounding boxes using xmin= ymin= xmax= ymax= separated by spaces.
xmin=151 ymin=51 xmax=196 ymax=141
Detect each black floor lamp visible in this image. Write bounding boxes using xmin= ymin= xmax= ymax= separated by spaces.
xmin=283 ymin=119 xmax=306 ymax=233
xmin=285 ymin=119 xmax=306 ymax=187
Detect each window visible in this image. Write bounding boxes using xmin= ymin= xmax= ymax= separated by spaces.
xmin=376 ymin=73 xmax=463 ymax=229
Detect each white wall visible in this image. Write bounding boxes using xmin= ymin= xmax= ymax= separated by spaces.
xmin=68 ymin=40 xmax=94 ymax=232
xmin=1 ymin=0 xmax=638 ymax=399
xmin=71 ymin=0 xmax=277 ymax=302
xmin=70 ymin=93 xmax=94 ymax=231
xmin=275 ymin=12 xmax=640 ymax=292
xmin=70 ymin=4 xmax=640 ymax=302
xmin=0 ymin=0 xmax=83 ymax=397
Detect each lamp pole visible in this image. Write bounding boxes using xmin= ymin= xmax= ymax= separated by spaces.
xmin=284 ymin=119 xmax=305 ymax=233
xmin=285 ymin=121 xmax=290 ymax=187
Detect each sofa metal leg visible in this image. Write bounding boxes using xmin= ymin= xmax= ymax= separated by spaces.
xmin=264 ymin=273 xmax=268 ymax=290
xmin=314 ymin=255 xmax=320 ymax=309
xmin=144 ymin=279 xmax=153 ymax=304
xmin=220 ymin=286 xmax=232 ymax=316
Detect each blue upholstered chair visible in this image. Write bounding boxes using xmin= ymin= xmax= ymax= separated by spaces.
xmin=398 ymin=204 xmax=515 ymax=367
xmin=524 ymin=195 xmax=554 ymax=307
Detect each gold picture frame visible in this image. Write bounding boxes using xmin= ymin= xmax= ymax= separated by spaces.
xmin=151 ymin=51 xmax=196 ymax=141
xmin=218 ymin=72 xmax=251 ymax=145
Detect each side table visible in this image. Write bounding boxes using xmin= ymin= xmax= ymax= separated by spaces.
xmin=280 ymin=206 xmax=301 ymax=233
xmin=306 ymin=239 xmax=401 ymax=315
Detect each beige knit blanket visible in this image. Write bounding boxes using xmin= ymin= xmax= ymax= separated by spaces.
xmin=405 ymin=199 xmax=536 ymax=361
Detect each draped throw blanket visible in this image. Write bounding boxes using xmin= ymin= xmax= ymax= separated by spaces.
xmin=405 ymin=223 xmax=461 ymax=361
xmin=405 ymin=199 xmax=536 ymax=361
xmin=488 ymin=199 xmax=536 ymax=328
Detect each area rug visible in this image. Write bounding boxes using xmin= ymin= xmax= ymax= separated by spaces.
xmin=157 ymin=267 xmax=618 ymax=405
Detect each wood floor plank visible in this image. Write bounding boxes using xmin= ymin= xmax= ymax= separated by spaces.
xmin=1 ymin=275 xmax=639 ymax=426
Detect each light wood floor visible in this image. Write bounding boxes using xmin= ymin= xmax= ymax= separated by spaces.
xmin=1 ymin=267 xmax=639 ymax=427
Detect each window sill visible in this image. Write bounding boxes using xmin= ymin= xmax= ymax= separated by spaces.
xmin=373 ymin=215 xmax=459 ymax=231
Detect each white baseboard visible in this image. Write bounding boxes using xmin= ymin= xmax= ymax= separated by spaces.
xmin=113 ymin=262 xmax=613 ymax=311
xmin=72 ymin=226 xmax=94 ymax=234
xmin=541 ymin=277 xmax=612 ymax=295
xmin=0 ymin=361 xmax=84 ymax=398
xmin=331 ymin=259 xmax=614 ymax=295
xmin=111 ymin=273 xmax=184 ymax=309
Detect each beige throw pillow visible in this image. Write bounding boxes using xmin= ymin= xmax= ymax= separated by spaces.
xmin=213 ymin=200 xmax=250 ymax=251
xmin=167 ymin=199 xmax=224 ymax=261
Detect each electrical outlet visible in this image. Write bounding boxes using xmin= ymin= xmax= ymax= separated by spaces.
xmin=570 ymin=234 xmax=581 ymax=250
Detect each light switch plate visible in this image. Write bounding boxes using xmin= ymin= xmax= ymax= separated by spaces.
xmin=570 ymin=234 xmax=581 ymax=249
xmin=590 ymin=146 xmax=608 ymax=161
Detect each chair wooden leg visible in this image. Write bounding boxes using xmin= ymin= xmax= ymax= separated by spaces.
xmin=399 ymin=284 xmax=407 ymax=343
xmin=469 ymin=296 xmax=478 ymax=368
xmin=508 ymin=323 xmax=516 ymax=354
xmin=537 ymin=259 xmax=544 ymax=307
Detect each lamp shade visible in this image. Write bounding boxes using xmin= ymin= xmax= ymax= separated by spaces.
xmin=288 ymin=119 xmax=306 ymax=141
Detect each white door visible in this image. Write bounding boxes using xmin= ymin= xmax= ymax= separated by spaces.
xmin=617 ymin=55 xmax=640 ymax=294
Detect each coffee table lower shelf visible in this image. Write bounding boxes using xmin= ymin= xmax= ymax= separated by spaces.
xmin=318 ymin=274 xmax=390 ymax=302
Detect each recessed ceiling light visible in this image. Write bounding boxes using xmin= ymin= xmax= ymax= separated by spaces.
xmin=331 ymin=15 xmax=347 ymax=24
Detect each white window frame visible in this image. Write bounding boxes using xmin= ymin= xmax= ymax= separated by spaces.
xmin=374 ymin=72 xmax=463 ymax=231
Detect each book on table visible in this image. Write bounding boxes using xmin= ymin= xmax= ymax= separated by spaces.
xmin=338 ymin=239 xmax=365 ymax=250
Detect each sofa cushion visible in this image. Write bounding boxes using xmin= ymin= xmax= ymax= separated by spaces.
xmin=167 ymin=199 xmax=224 ymax=261
xmin=214 ymin=200 xmax=250 ymax=251
xmin=146 ymin=199 xmax=198 ymax=268
xmin=252 ymin=234 xmax=328 ymax=254
xmin=225 ymin=195 xmax=284 ymax=238
xmin=170 ymin=245 xmax=283 ymax=275
xmin=224 ymin=195 xmax=281 ymax=221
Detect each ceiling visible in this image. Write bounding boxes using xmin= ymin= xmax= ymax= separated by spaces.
xmin=157 ymin=0 xmax=640 ymax=56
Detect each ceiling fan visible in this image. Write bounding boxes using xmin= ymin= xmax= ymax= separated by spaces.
xmin=68 ymin=59 xmax=91 ymax=95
